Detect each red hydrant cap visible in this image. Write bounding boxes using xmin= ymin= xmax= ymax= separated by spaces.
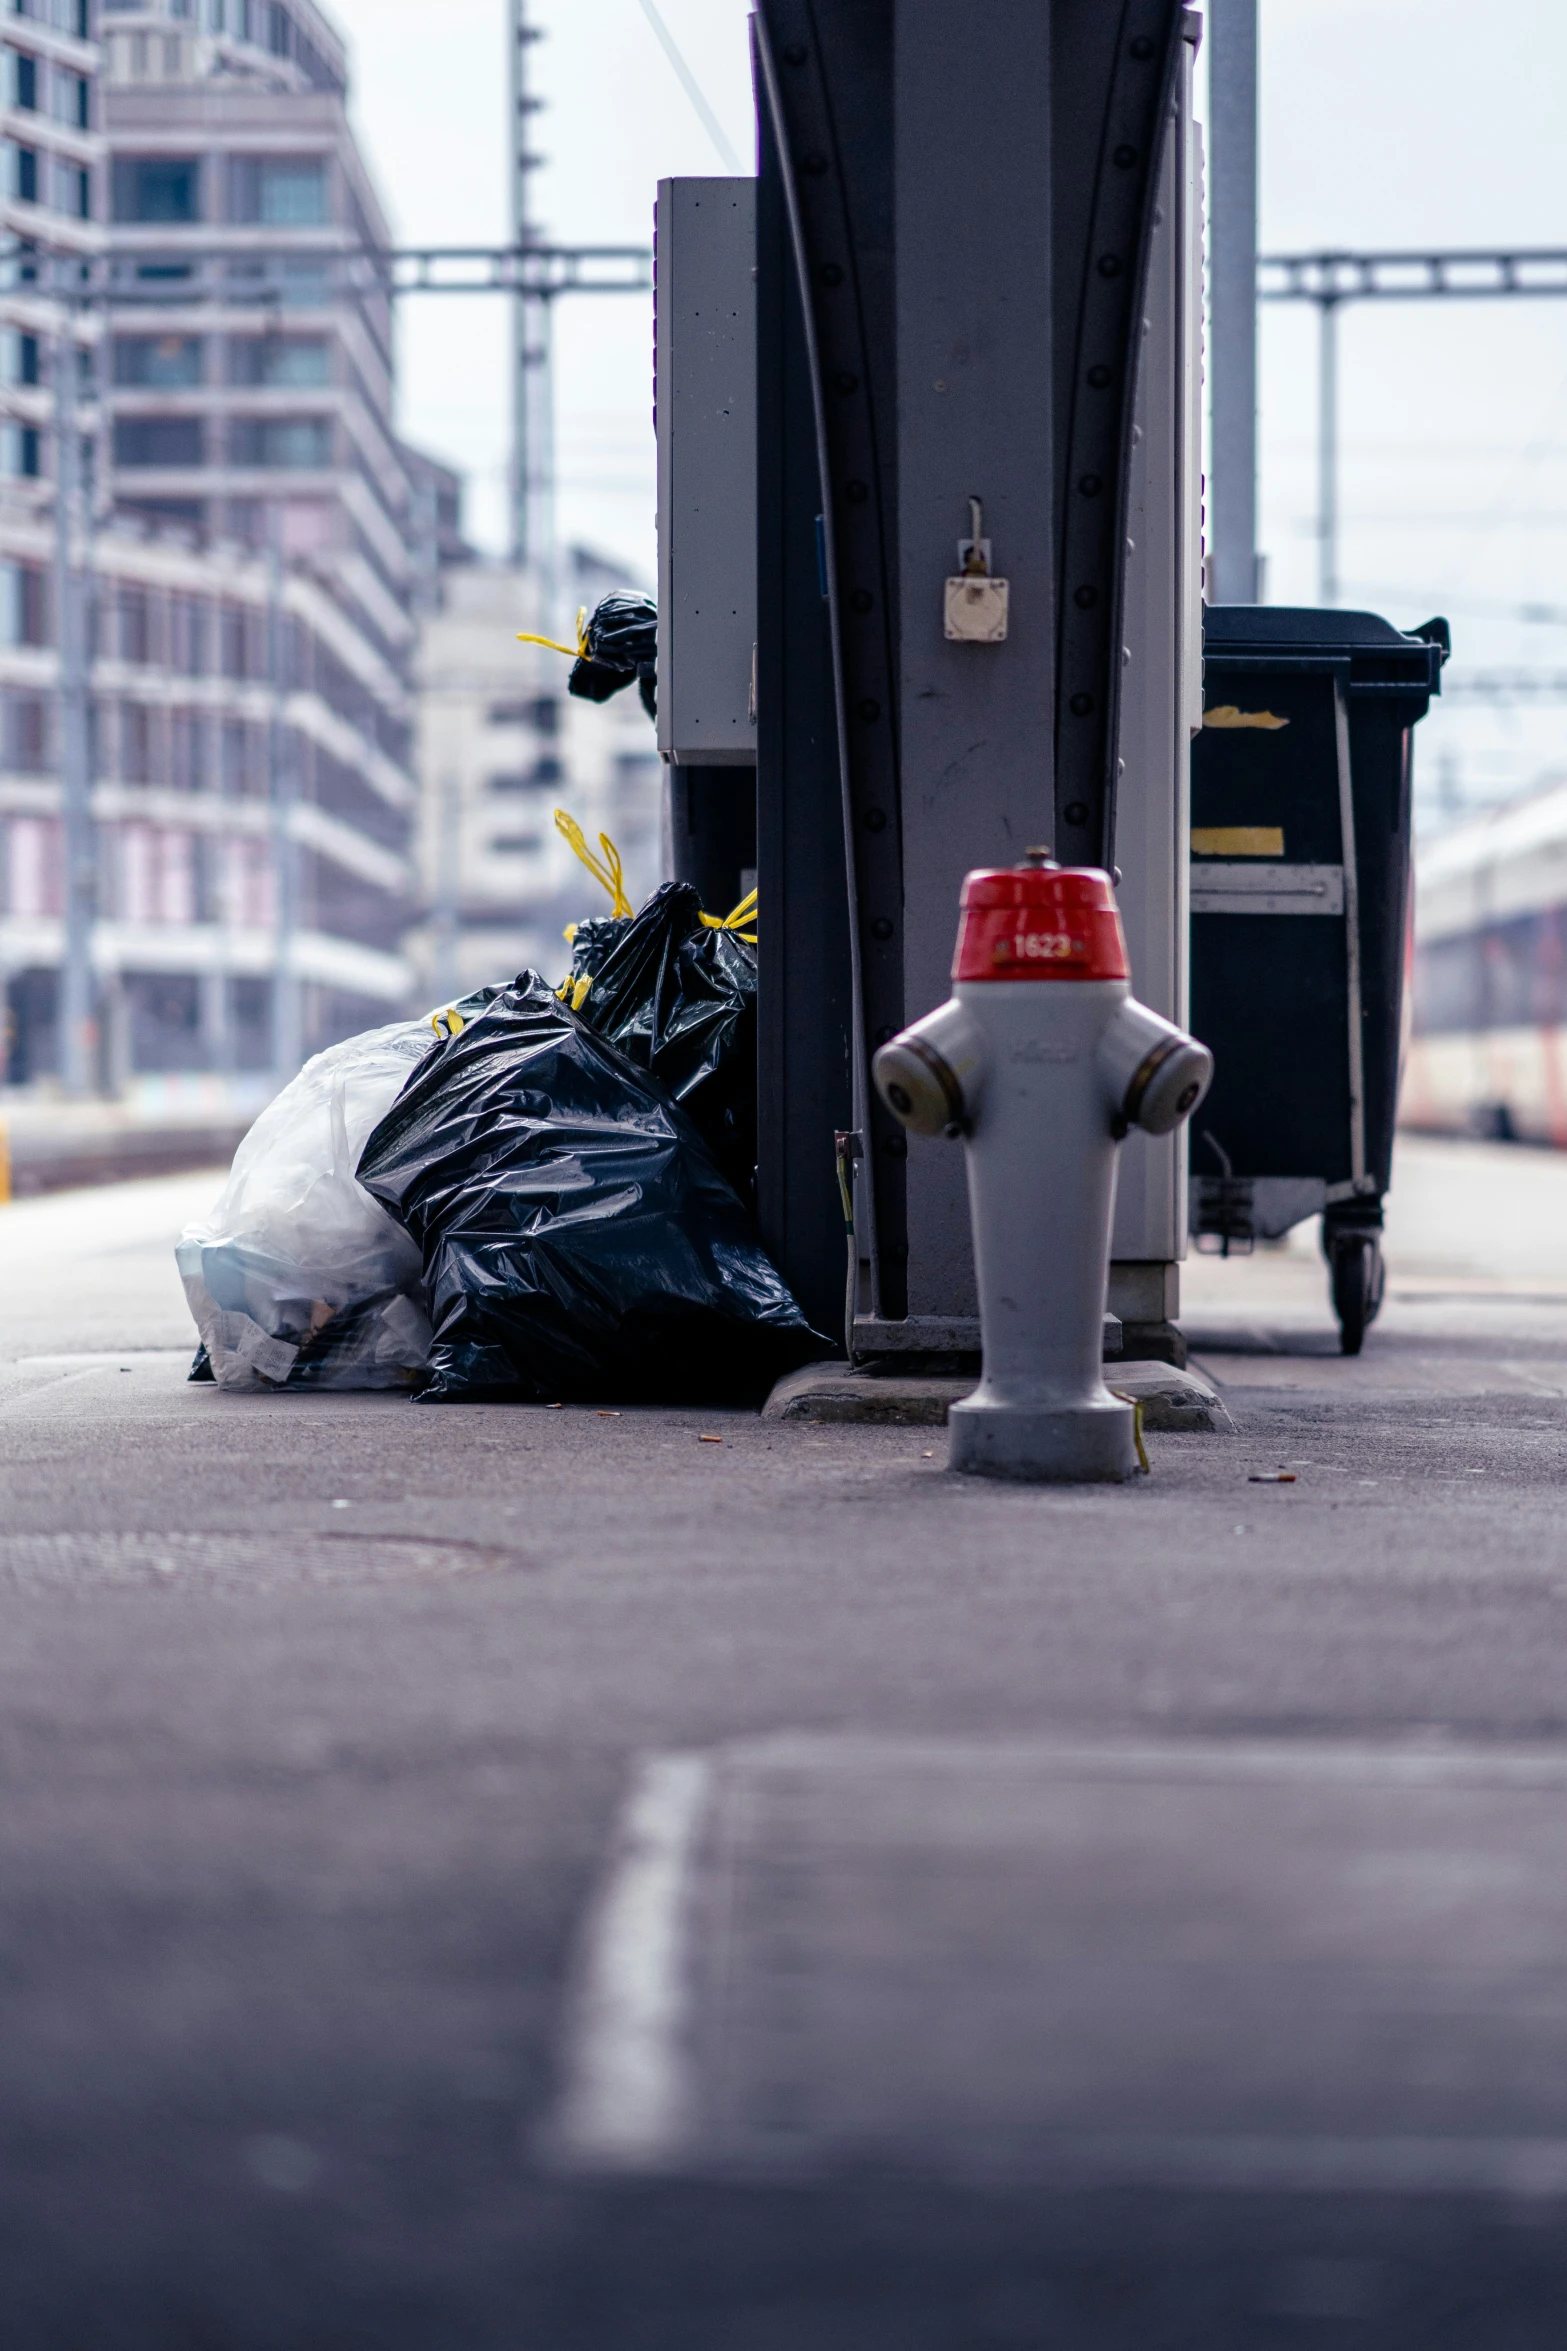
xmin=952 ymin=857 xmax=1129 ymax=983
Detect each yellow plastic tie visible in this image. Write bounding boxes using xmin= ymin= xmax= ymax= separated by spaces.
xmin=553 ymin=808 xmax=632 ymax=917
xmin=1110 ymin=1389 xmax=1151 ymax=1475
xmin=698 ymin=885 xmax=759 ymax=945
xmin=571 ymin=975 xmax=593 ymax=1012
xmin=515 ymin=605 xmax=589 ymax=661
xmin=429 ymin=1005 xmax=466 ymax=1039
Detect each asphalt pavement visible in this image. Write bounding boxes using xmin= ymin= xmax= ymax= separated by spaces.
xmin=3 ymin=1139 xmax=1567 ymax=2346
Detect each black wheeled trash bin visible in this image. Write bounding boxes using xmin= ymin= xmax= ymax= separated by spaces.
xmin=1189 ymin=606 xmax=1448 ymax=1353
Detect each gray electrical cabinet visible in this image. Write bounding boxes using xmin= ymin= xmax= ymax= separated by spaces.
xmin=654 ymin=177 xmax=757 ymax=770
xmin=1108 ymin=20 xmax=1205 ymax=1357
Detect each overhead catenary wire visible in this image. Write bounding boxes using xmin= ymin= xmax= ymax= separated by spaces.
xmin=632 ymin=0 xmax=744 ymax=173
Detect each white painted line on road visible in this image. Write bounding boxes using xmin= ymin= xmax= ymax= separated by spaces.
xmin=727 ymin=1729 xmax=1567 ymax=1792
xmin=544 ymin=1749 xmax=712 ymax=2171
xmin=943 ymin=2133 xmax=1567 ymax=2200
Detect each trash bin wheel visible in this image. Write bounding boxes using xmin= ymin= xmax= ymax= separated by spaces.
xmin=1328 ymin=1231 xmax=1384 ymax=1356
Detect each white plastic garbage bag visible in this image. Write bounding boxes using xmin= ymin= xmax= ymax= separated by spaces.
xmin=177 ymin=1017 xmax=440 ymax=1390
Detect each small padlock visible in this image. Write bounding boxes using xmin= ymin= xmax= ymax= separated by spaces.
xmin=943 ymin=495 xmax=1010 ymax=642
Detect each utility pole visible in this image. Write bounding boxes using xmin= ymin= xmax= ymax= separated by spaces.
xmin=1318 ymin=294 xmax=1340 ymax=604
xmin=509 ymin=0 xmax=554 ymax=594
xmin=267 ymin=518 xmax=302 ymax=1081
xmin=433 ymin=767 xmax=462 ymax=1007
xmin=1207 ymin=0 xmax=1259 ymax=604
xmin=1261 ymin=244 xmax=1567 ymax=612
xmin=50 ymin=313 xmax=95 ymax=1097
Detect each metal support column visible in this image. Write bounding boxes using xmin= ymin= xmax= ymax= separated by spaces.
xmin=267 ymin=527 xmax=302 ymax=1081
xmin=508 ymin=0 xmax=554 ymax=591
xmin=1318 ymin=293 xmax=1340 ymax=605
xmin=51 ymin=321 xmax=95 ymax=1098
xmin=755 ymin=0 xmax=1188 ymax=1345
xmin=1207 ymin=0 xmax=1258 ymax=604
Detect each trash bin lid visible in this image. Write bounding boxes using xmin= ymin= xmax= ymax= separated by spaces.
xmin=1204 ymin=605 xmax=1446 ymax=705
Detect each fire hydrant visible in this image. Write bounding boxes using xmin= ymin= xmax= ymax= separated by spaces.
xmin=872 ymin=849 xmax=1213 ymax=1482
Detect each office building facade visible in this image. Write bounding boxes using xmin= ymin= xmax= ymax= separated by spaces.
xmin=1 ymin=0 xmax=420 ymax=1088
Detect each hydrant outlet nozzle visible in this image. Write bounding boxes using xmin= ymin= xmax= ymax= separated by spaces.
xmin=872 ymin=997 xmax=987 ymax=1136
xmin=1097 ymin=996 xmax=1215 ymax=1135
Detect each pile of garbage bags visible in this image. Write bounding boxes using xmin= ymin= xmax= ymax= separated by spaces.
xmin=179 ymin=843 xmax=823 ymax=1407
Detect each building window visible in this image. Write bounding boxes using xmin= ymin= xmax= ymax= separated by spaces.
xmin=55 ymin=159 xmax=89 ymax=218
xmin=1 ymin=330 xmax=38 ymax=385
xmin=48 ymin=65 xmax=87 ymax=124
xmin=121 ymin=702 xmax=152 ymax=781
xmin=114 ymin=335 xmax=203 ymax=388
xmin=112 ymin=156 xmax=202 ymax=225
xmin=169 ymin=595 xmax=206 ymax=677
xmin=5 ymin=816 xmax=62 ymax=919
xmin=118 ymin=588 xmax=152 ymax=666
xmin=1 ymin=422 xmax=40 ymax=477
xmin=220 ymin=607 xmax=268 ymax=682
xmin=229 ymin=416 xmax=333 ymax=469
xmin=219 ymin=606 xmax=251 ymax=680
xmin=3 ymin=693 xmax=47 ymax=772
xmin=115 ymin=417 xmax=204 ymax=468
xmin=228 ymin=155 xmax=328 ymax=228
xmin=170 ymin=709 xmax=201 ymax=789
xmin=13 ymin=54 xmax=36 ymax=110
xmin=486 ymin=756 xmax=564 ymax=791
xmin=13 ymin=145 xmax=37 ymax=205
xmin=0 ymin=563 xmax=49 ymax=648
xmin=121 ymin=828 xmax=196 ymax=926
xmin=227 ymin=334 xmax=329 ymax=388
xmin=487 ymin=697 xmax=560 ymax=734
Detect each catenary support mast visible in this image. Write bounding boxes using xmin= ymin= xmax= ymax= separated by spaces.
xmin=1207 ymin=0 xmax=1259 ymax=604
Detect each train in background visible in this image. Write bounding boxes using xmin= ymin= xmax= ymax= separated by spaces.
xmin=1403 ymin=776 xmax=1567 ymax=1142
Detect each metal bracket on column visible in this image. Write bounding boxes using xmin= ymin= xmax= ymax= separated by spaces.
xmin=755 ymin=0 xmax=1187 ymax=1321
xmin=755 ymin=3 xmax=908 ymax=1315
xmin=1053 ymin=2 xmax=1189 ymax=872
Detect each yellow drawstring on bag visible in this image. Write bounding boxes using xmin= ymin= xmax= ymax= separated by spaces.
xmin=429 ymin=1004 xmax=466 ymax=1039
xmin=516 ymin=606 xmax=590 ymax=662
xmin=698 ymin=886 xmax=758 ymax=947
xmin=552 ymin=807 xmax=759 ymax=1016
xmin=553 ymin=807 xmax=633 ymax=918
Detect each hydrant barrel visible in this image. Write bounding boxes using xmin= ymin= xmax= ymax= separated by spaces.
xmin=871 ymin=851 xmax=1212 ymax=1483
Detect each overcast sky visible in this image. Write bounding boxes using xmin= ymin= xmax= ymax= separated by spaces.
xmin=325 ymin=0 xmax=1567 ymax=821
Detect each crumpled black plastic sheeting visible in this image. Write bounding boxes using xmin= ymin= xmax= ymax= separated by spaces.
xmin=356 ymin=973 xmax=825 ymax=1405
xmin=569 ymin=881 xmax=756 ymax=1195
xmin=568 ymin=592 xmax=658 ymax=721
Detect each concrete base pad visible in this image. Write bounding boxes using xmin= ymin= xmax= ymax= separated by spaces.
xmin=948 ymin=1392 xmax=1140 ymax=1483
xmin=763 ymin=1358 xmax=1233 ymax=1434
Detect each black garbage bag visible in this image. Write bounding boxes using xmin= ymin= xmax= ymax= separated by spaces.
xmin=568 ymin=880 xmax=756 ymax=1195
xmin=563 ymin=909 xmax=632 ymax=987
xmin=568 ymin=592 xmax=658 ymax=721
xmin=356 ymin=971 xmax=826 ymax=1405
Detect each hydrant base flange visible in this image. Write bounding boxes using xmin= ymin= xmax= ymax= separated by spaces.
xmin=948 ymin=1393 xmax=1140 ymax=1484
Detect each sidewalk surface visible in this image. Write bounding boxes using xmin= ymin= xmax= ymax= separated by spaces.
xmin=2 ymin=1138 xmax=1567 ymax=2345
